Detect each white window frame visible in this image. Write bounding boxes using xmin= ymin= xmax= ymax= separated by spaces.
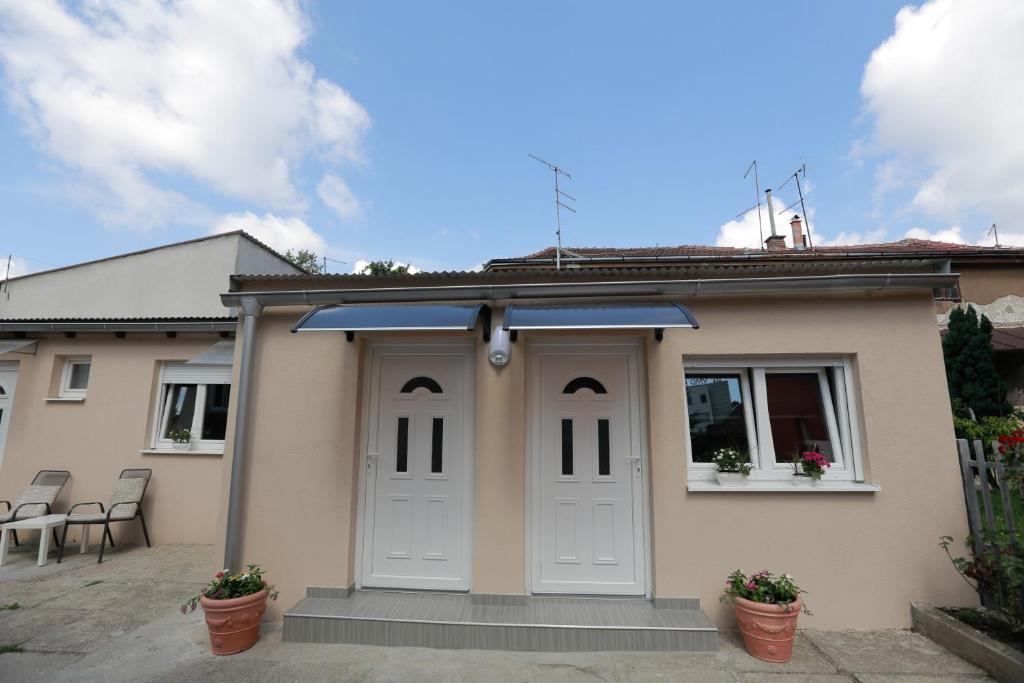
xmin=59 ymin=357 xmax=91 ymax=399
xmin=683 ymin=357 xmax=864 ymax=484
xmin=150 ymin=362 xmax=231 ymax=452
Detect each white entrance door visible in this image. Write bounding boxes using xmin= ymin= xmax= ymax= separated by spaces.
xmin=361 ymin=346 xmax=473 ymax=590
xmin=531 ymin=344 xmax=647 ymax=595
xmin=0 ymin=366 xmax=18 ymax=468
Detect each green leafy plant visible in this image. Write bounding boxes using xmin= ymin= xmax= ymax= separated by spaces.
xmin=953 ymin=413 xmax=1024 ymax=444
xmin=182 ymin=564 xmax=279 ymax=614
xmin=940 ymin=535 xmax=1024 ymax=636
xmin=283 ymin=249 xmax=325 ymax=275
xmin=720 ymin=569 xmax=810 ymax=614
xmin=360 ymin=260 xmax=410 ymax=275
xmin=167 ymin=427 xmax=192 ymax=444
xmin=712 ymin=448 xmax=752 ymax=475
xmin=797 ymin=451 xmax=830 ymax=480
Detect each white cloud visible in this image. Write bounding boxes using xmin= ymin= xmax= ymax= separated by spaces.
xmin=317 ymin=174 xmax=362 ymax=220
xmin=904 ymin=226 xmax=966 ymax=244
xmin=0 ymin=0 xmax=370 ymax=228
xmin=211 ymin=212 xmax=326 ymax=254
xmin=861 ymin=0 xmax=1024 ymax=220
xmin=980 ymin=229 xmax=1024 ymax=247
xmin=716 ymin=199 xmax=889 ymax=248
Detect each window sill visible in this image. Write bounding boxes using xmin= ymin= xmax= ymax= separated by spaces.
xmin=139 ymin=448 xmax=224 ymax=456
xmin=45 ymin=396 xmax=86 ymax=403
xmin=687 ymin=480 xmax=880 ymax=493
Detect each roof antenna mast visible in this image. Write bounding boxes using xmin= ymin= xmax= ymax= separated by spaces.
xmin=988 ymin=223 xmax=1001 ymax=248
xmin=777 ymin=162 xmax=814 ymax=248
xmin=529 ymin=154 xmax=576 ymax=269
xmin=743 ymin=161 xmax=764 ymax=250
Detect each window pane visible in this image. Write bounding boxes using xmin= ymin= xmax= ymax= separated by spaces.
xmin=201 ymin=384 xmax=231 ymax=440
xmin=163 ymin=384 xmax=197 ymax=437
xmin=685 ymin=374 xmax=750 ymax=462
xmin=765 ymin=373 xmax=834 ymax=463
xmin=431 ymin=418 xmax=444 ymax=473
xmin=396 ymin=417 xmax=409 ymax=473
xmin=561 ymin=419 xmax=574 ymax=476
xmin=68 ymin=362 xmax=90 ymax=390
xmin=597 ymin=419 xmax=610 ymax=476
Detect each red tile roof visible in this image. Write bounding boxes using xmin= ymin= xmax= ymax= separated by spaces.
xmin=516 ymin=239 xmax=1002 ymax=260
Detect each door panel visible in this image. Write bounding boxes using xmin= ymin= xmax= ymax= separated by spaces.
xmin=362 ymin=349 xmax=472 ymax=590
xmin=532 ymin=348 xmax=646 ymax=595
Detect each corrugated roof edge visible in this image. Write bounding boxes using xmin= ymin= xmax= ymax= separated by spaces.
xmin=0 ymin=230 xmax=301 ymax=285
xmin=230 ymin=259 xmax=938 ymax=283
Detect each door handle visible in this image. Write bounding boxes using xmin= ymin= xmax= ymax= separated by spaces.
xmin=626 ymin=456 xmax=641 ymax=477
xmin=366 ymin=452 xmax=380 ymax=470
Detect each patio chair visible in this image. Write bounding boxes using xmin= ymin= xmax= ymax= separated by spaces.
xmin=57 ymin=469 xmax=152 ymax=564
xmin=0 ymin=470 xmax=71 ymax=549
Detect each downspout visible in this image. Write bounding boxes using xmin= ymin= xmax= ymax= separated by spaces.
xmin=223 ymin=297 xmax=262 ymax=571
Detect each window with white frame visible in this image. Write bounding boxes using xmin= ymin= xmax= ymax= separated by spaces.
xmin=59 ymin=358 xmax=91 ymax=398
xmin=152 ymin=362 xmax=231 ymax=450
xmin=683 ymin=358 xmax=862 ymax=482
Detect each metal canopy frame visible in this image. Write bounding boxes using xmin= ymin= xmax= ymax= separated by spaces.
xmin=292 ymin=303 xmax=492 ymax=343
xmin=502 ymin=303 xmax=698 ymax=342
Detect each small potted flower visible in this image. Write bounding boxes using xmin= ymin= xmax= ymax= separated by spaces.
xmin=721 ymin=569 xmax=809 ymax=663
xmin=168 ymin=427 xmax=192 ymax=451
xmin=712 ymin=447 xmax=752 ymax=487
xmin=793 ymin=450 xmax=829 ymax=486
xmin=182 ymin=564 xmax=279 ymax=655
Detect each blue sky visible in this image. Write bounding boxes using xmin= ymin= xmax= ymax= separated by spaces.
xmin=0 ymin=1 xmax=1020 ymax=275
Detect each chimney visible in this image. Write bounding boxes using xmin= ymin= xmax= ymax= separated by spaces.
xmin=764 ymin=188 xmax=787 ymax=251
xmin=790 ymin=214 xmax=806 ymax=250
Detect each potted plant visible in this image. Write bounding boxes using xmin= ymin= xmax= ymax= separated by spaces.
xmin=182 ymin=564 xmax=279 ymax=655
xmin=712 ymin=447 xmax=752 ymax=487
xmin=168 ymin=427 xmax=192 ymax=451
xmin=796 ymin=450 xmax=829 ymax=486
xmin=721 ymin=569 xmax=809 ymax=663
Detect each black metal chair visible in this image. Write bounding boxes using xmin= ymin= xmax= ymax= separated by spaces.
xmin=58 ymin=469 xmax=152 ymax=564
xmin=0 ymin=469 xmax=71 ymax=548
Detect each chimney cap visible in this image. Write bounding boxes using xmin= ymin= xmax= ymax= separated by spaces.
xmin=790 ymin=214 xmax=801 ymax=222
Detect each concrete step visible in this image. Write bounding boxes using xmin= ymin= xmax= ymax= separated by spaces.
xmin=283 ymin=589 xmax=718 ymax=652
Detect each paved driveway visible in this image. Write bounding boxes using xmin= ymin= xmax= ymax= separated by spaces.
xmin=0 ymin=543 xmax=992 ymax=682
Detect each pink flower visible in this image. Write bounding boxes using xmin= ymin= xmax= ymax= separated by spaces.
xmin=745 ymin=581 xmax=756 ymax=590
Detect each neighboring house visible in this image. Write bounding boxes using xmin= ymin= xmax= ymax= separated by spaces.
xmin=0 ymin=231 xmax=303 ymax=546
xmin=209 ymin=219 xmax=977 ymax=645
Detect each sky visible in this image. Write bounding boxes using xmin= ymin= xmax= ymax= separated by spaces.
xmin=0 ymin=0 xmax=1022 ymax=276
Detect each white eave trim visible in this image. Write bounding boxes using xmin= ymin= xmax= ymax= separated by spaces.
xmin=220 ymin=273 xmax=959 ymax=309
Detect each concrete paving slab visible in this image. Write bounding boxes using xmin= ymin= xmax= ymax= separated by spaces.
xmin=0 ymin=606 xmax=91 ymax=646
xmin=855 ymin=676 xmax=992 ymax=682
xmin=717 ymin=630 xmax=840 ymax=674
xmin=20 ymin=610 xmax=147 ymax=654
xmin=0 ymin=652 xmax=83 ymax=679
xmin=805 ymin=630 xmax=989 ymax=677
xmin=738 ymin=675 xmax=856 ymax=683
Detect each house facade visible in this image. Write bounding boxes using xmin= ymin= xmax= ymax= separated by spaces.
xmin=211 ymin=234 xmax=978 ymax=633
xmin=0 ymin=232 xmax=302 ymax=546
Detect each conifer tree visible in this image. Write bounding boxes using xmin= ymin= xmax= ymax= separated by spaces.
xmin=943 ymin=306 xmax=1011 ymax=418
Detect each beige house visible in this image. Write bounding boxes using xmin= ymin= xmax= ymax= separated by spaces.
xmin=210 ymin=225 xmax=980 ymax=649
xmin=0 ymin=232 xmax=302 ymax=547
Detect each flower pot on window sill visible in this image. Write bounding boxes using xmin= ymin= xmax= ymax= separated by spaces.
xmin=716 ymin=471 xmax=748 ymax=487
xmin=172 ymin=441 xmax=192 ymax=452
xmin=792 ymin=474 xmax=814 ymax=487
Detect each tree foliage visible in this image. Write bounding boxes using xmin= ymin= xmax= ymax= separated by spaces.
xmin=943 ymin=306 xmax=1011 ymax=418
xmin=283 ymin=249 xmax=324 ymax=274
xmin=361 ymin=260 xmax=409 ymax=275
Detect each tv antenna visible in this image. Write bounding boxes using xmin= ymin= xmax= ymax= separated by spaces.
xmin=777 ymin=162 xmax=814 ymax=248
xmin=740 ymin=160 xmax=764 ymax=250
xmin=987 ymin=223 xmax=1001 ymax=247
xmin=529 ymin=154 xmax=577 ymax=269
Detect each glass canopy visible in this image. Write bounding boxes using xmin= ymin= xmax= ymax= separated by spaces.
xmin=502 ymin=303 xmax=698 ymax=331
xmin=292 ymin=303 xmax=490 ymax=339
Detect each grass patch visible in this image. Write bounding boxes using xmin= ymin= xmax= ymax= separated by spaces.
xmin=0 ymin=603 xmax=19 ymax=611
xmin=941 ymin=606 xmax=1024 ymax=653
xmin=0 ymin=644 xmax=24 ymax=654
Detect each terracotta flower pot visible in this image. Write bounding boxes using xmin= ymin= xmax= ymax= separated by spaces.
xmin=200 ymin=589 xmax=269 ymax=655
xmin=732 ymin=596 xmax=802 ymax=663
